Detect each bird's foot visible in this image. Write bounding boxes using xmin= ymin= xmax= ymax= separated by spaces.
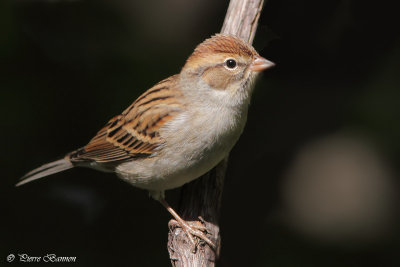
xmin=159 ymin=198 xmax=216 ymax=252
xmin=168 ymin=217 xmax=216 ymax=252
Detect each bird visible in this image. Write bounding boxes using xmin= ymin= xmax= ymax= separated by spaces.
xmin=17 ymin=34 xmax=274 ymax=249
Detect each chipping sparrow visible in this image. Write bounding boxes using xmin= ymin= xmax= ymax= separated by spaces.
xmin=17 ymin=34 xmax=274 ymax=248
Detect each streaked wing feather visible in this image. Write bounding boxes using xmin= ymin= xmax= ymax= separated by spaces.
xmin=70 ymin=75 xmax=183 ymax=164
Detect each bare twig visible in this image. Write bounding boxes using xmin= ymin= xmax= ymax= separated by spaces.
xmin=221 ymin=0 xmax=265 ymax=43
xmin=167 ymin=0 xmax=265 ymax=266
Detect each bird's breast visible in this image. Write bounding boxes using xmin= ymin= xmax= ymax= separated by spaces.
xmin=116 ymin=104 xmax=248 ymax=191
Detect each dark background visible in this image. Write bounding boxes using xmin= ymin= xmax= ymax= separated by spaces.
xmin=1 ymin=0 xmax=400 ymax=266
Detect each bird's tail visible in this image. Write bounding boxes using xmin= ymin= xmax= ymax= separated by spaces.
xmin=16 ymin=158 xmax=74 ymax=187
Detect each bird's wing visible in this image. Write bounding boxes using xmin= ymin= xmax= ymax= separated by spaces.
xmin=69 ymin=75 xmax=183 ymax=164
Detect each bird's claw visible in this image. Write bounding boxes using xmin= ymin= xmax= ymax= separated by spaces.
xmin=168 ymin=219 xmax=216 ymax=251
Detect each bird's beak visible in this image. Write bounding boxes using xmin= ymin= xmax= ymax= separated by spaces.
xmin=250 ymin=56 xmax=275 ymax=72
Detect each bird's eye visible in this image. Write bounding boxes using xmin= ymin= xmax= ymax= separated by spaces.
xmin=225 ymin=59 xmax=237 ymax=69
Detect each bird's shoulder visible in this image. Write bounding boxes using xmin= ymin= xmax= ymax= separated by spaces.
xmin=69 ymin=74 xmax=185 ymax=164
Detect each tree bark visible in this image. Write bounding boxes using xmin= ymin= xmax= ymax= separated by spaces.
xmin=167 ymin=0 xmax=265 ymax=266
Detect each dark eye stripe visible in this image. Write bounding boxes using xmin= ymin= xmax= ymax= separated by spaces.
xmin=200 ymin=61 xmax=246 ymax=75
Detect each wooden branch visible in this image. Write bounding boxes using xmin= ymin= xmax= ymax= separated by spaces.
xmin=221 ymin=0 xmax=265 ymax=43
xmin=167 ymin=0 xmax=265 ymax=266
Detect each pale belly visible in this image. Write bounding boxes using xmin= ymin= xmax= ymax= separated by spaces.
xmin=116 ymin=130 xmax=238 ymax=192
xmin=115 ymin=107 xmax=247 ymax=192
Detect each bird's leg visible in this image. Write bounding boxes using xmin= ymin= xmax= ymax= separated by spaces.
xmin=159 ymin=198 xmax=216 ymax=250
